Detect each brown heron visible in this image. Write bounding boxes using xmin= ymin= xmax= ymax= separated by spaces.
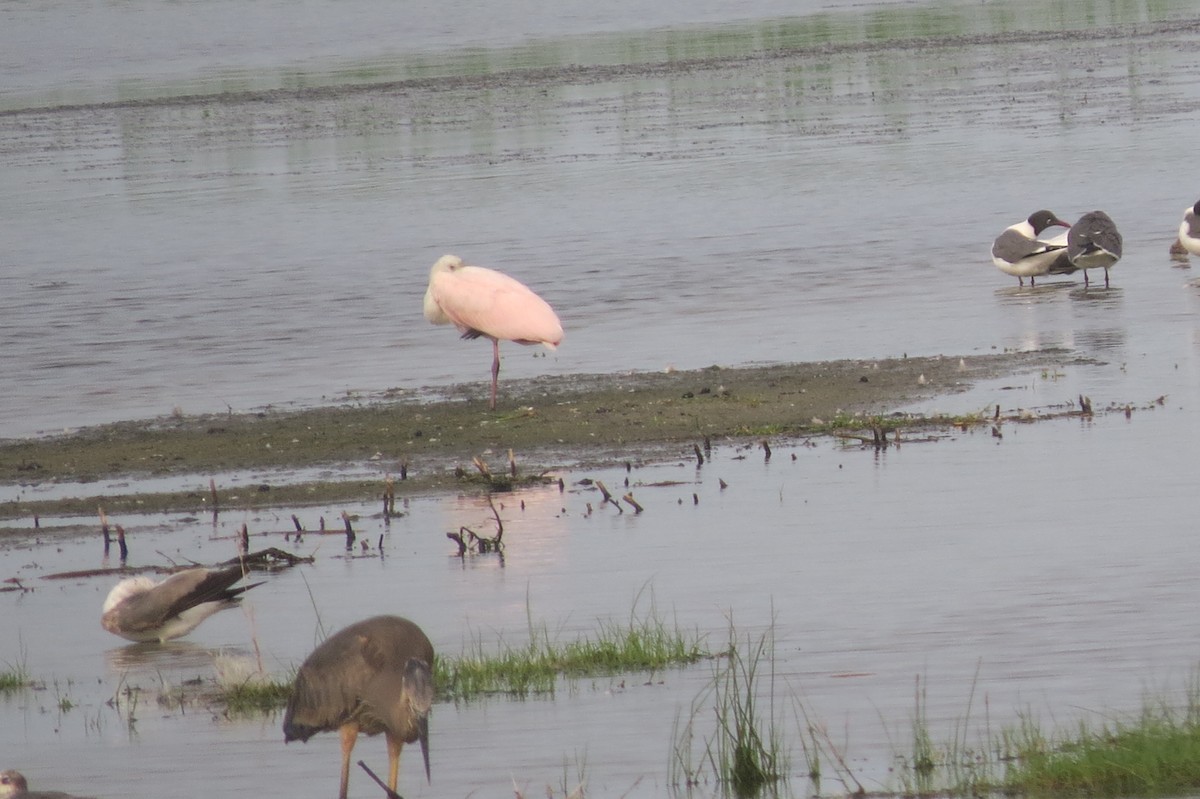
xmin=283 ymin=615 xmax=435 ymax=799
xmin=100 ymin=566 xmax=262 ymax=643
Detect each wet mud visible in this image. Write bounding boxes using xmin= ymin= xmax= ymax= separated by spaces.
xmin=0 ymin=350 xmax=1083 ymax=521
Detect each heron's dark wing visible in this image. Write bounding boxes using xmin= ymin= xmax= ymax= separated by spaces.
xmin=283 ymin=616 xmax=435 ymax=744
xmin=992 ymin=229 xmax=1061 ymax=264
xmin=358 ymin=623 xmax=434 ymax=738
xmin=283 ymin=626 xmax=377 ymax=741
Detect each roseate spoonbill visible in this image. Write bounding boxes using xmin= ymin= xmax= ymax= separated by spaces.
xmin=1176 ymin=200 xmax=1200 ymax=257
xmin=423 ymin=254 xmax=563 ymax=409
xmin=1067 ymin=210 xmax=1123 ymax=287
xmin=991 ymin=209 xmax=1072 ymax=286
xmin=283 ymin=616 xmax=435 ymax=799
xmin=0 ymin=769 xmax=96 ymax=799
xmin=100 ymin=566 xmax=262 ymax=643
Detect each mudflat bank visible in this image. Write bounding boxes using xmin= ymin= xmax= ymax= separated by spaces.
xmin=0 ymin=351 xmax=1081 ymax=521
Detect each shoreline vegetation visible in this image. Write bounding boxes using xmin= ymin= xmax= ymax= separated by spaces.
xmin=0 ymin=351 xmax=1092 ymax=523
xmin=5 ymin=350 xmax=1196 ymax=798
xmin=11 ymin=604 xmax=1198 ymax=799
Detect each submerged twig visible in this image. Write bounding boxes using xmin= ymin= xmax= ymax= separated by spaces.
xmin=356 ymin=761 xmax=403 ymax=799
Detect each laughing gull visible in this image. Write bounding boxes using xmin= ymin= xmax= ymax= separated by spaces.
xmin=1177 ymin=200 xmax=1200 ymax=257
xmin=101 ymin=565 xmax=263 ymax=643
xmin=991 ymin=209 xmax=1072 ymax=286
xmin=1067 ymin=210 xmax=1123 ymax=287
xmin=0 ymin=770 xmax=95 ymax=799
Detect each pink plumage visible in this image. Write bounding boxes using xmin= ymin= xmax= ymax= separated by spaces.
xmin=423 ymin=254 xmax=563 ymax=409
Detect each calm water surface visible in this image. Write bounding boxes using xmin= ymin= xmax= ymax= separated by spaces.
xmin=3 ymin=0 xmax=1199 ymax=436
xmin=4 ymin=0 xmax=1200 ymax=796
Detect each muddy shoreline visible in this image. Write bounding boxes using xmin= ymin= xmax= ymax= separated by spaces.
xmin=0 ymin=351 xmax=1084 ymax=522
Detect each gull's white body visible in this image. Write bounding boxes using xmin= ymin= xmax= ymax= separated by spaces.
xmin=991 ymin=210 xmax=1072 ymax=285
xmin=1178 ymin=201 xmax=1200 ymax=256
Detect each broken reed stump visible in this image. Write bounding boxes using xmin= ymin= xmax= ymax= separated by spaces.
xmin=870 ymin=426 xmax=889 ymax=451
xmin=209 ymin=477 xmax=219 ymax=515
xmin=223 ymin=547 xmax=316 ymax=571
xmin=694 ymin=443 xmax=704 ymax=466
xmin=446 ymin=525 xmax=504 ymax=556
xmin=382 ymin=475 xmax=396 ymax=521
xmin=44 ymin=546 xmax=313 ymax=581
xmin=509 ymin=448 xmax=517 ymax=478
xmin=99 ymin=507 xmax=111 ymax=555
xmin=622 ymin=493 xmax=644 ymax=514
xmin=446 ymin=494 xmax=506 ymax=556
xmin=116 ymin=524 xmax=128 ymax=562
xmin=342 ymin=511 xmax=355 ymax=551
xmin=762 ymin=439 xmax=772 ymax=461
xmin=486 ymin=494 xmax=504 ymax=546
xmin=594 ymin=480 xmax=622 ymax=513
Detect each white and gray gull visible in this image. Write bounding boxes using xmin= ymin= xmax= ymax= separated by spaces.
xmin=100 ymin=565 xmax=262 ymax=643
xmin=991 ymin=209 xmax=1073 ymax=286
xmin=1066 ymin=210 xmax=1123 ymax=287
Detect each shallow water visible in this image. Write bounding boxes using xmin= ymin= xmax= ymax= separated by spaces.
xmin=5 ymin=0 xmax=1200 ymax=795
xmin=3 ymin=0 xmax=1200 ymax=437
xmin=4 ymin=394 xmax=1200 ymax=797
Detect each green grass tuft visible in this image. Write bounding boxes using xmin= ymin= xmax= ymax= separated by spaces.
xmin=437 ymin=603 xmax=708 ymax=702
xmin=672 ymin=619 xmax=788 ymax=797
xmin=205 ymin=598 xmax=708 ymax=711
xmin=220 ymin=679 xmax=295 ymax=714
xmin=1003 ymin=699 xmax=1200 ymax=797
xmin=0 ymin=668 xmax=30 ymax=693
xmin=0 ymin=651 xmax=32 ymax=693
xmin=883 ymin=669 xmax=1200 ymax=798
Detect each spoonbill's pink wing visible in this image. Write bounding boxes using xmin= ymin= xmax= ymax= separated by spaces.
xmin=430 ymin=265 xmax=562 ymax=348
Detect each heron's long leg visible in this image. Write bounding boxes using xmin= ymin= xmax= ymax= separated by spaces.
xmin=387 ymin=732 xmax=404 ymax=790
xmin=490 ymin=338 xmax=501 ymax=410
xmin=338 ymin=722 xmax=360 ymax=799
